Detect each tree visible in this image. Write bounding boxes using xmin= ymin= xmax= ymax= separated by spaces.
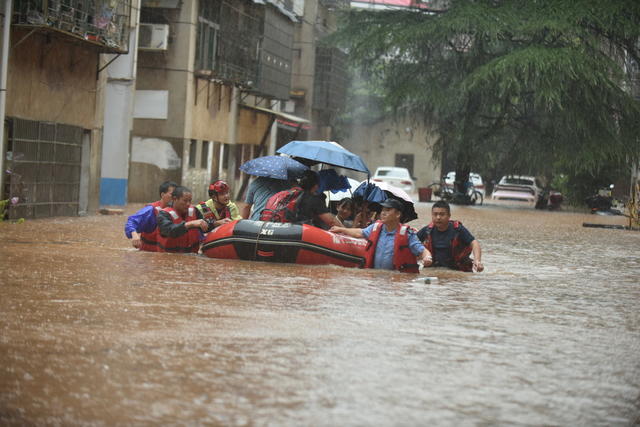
xmin=331 ymin=0 xmax=640 ymax=196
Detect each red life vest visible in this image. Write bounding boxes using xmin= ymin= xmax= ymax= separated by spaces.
xmin=260 ymin=187 xmax=303 ymax=223
xmin=140 ymin=200 xmax=163 ymax=252
xmin=156 ymin=206 xmax=201 ymax=253
xmin=364 ymin=221 xmax=420 ymax=273
xmin=421 ymin=220 xmax=473 ymax=272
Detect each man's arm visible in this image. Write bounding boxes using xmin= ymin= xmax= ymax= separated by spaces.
xmin=408 ymin=231 xmax=433 ymax=267
xmin=241 ymin=203 xmax=252 ymax=219
xmin=329 ymin=226 xmax=364 ymax=238
xmin=470 ymin=239 xmax=483 ymax=272
xmin=158 ymin=211 xmax=207 ymax=238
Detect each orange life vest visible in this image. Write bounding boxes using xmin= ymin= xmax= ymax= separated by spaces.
xmin=364 ymin=221 xmax=420 ymax=273
xmin=156 ymin=206 xmax=201 ymax=253
xmin=421 ymin=220 xmax=473 ymax=272
xmin=140 ymin=200 xmax=163 ymax=252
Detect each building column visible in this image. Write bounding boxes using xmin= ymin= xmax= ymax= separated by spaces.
xmin=227 ymin=85 xmax=239 ymax=190
xmin=99 ymin=0 xmax=141 ymax=206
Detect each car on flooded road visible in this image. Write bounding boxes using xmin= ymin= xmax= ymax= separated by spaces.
xmin=372 ymin=166 xmax=416 ymax=193
xmin=491 ymin=175 xmax=542 ymax=204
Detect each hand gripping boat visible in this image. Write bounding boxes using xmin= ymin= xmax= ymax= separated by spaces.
xmin=201 ymin=220 xmax=367 ymax=268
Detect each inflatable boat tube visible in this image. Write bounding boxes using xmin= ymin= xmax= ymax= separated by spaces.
xmin=201 ymin=220 xmax=367 ymax=268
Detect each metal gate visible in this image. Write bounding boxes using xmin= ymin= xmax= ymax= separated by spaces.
xmin=8 ymin=118 xmax=83 ymax=219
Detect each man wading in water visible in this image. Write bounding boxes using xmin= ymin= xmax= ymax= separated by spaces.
xmin=330 ymin=198 xmax=432 ymax=273
xmin=417 ymin=200 xmax=484 ymax=272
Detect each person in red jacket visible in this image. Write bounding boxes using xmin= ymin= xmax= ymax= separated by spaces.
xmin=124 ymin=180 xmax=177 ymax=251
xmin=417 ymin=200 xmax=484 ymax=272
xmin=156 ymin=186 xmax=209 ymax=253
xmin=330 ymin=198 xmax=432 ymax=273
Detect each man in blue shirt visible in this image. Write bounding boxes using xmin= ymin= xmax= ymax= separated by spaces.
xmin=330 ymin=198 xmax=432 ymax=271
xmin=124 ymin=180 xmax=177 ymax=250
xmin=242 ymin=176 xmax=291 ymax=221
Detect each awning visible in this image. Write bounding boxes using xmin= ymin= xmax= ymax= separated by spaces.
xmin=239 ymin=104 xmax=310 ymax=125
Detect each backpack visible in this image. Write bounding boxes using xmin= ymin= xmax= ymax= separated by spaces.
xmin=260 ymin=187 xmax=303 ymax=223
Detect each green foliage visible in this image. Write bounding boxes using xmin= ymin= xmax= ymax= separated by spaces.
xmin=331 ymin=0 xmax=640 ymax=190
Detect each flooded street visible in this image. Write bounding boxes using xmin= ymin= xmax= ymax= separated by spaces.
xmin=1 ymin=203 xmax=639 ymax=425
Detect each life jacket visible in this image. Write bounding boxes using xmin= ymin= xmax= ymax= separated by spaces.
xmin=140 ymin=200 xmax=163 ymax=252
xmin=156 ymin=206 xmax=201 ymax=253
xmin=198 ymin=199 xmax=230 ymax=223
xmin=260 ymin=187 xmax=303 ymax=223
xmin=364 ymin=221 xmax=420 ymax=273
xmin=421 ymin=220 xmax=473 ymax=272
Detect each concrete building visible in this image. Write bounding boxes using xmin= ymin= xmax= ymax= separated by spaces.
xmin=285 ymin=0 xmax=348 ymax=146
xmin=130 ymin=0 xmax=309 ymax=203
xmin=3 ymin=0 xmax=132 ymax=219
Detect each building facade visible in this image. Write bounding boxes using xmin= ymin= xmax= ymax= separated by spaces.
xmin=3 ymin=0 xmax=132 ymax=219
xmin=130 ymin=0 xmax=307 ymax=203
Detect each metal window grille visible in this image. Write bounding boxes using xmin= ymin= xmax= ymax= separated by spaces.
xmin=13 ymin=0 xmax=132 ymax=52
xmin=7 ymin=118 xmax=84 ymax=219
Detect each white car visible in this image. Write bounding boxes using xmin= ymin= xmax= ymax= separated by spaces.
xmin=491 ymin=175 xmax=542 ymax=203
xmin=372 ymin=167 xmax=416 ymax=193
xmin=443 ymin=171 xmax=486 ymax=198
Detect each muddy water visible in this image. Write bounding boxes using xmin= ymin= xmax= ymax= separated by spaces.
xmin=0 ymin=203 xmax=639 ymax=425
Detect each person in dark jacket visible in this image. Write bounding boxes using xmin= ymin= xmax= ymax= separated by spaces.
xmin=294 ymin=170 xmax=342 ymax=229
xmin=156 ymin=186 xmax=209 ymax=253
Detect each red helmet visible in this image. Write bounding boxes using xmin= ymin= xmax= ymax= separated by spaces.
xmin=209 ymin=180 xmax=229 ymax=194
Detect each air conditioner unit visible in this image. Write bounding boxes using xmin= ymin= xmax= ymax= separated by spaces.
xmin=138 ymin=23 xmax=169 ymax=51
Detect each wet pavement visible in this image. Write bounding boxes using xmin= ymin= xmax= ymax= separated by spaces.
xmin=0 ymin=202 xmax=639 ymax=425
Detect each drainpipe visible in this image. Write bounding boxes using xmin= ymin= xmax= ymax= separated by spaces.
xmin=0 ymin=0 xmax=12 ymax=200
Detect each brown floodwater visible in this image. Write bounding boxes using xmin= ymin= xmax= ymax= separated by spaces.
xmin=0 ymin=202 xmax=639 ymax=425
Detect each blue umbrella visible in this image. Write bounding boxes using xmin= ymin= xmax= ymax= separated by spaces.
xmin=353 ymin=182 xmax=418 ymax=222
xmin=239 ymin=155 xmax=309 ymax=180
xmin=353 ymin=182 xmax=387 ymax=203
xmin=276 ymin=141 xmax=370 ymax=174
xmin=318 ymin=169 xmax=351 ymax=193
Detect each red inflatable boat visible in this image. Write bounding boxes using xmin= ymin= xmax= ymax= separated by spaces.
xmin=201 ymin=220 xmax=367 ymax=268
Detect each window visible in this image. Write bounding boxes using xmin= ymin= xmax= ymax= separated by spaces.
xmin=188 ymin=139 xmax=197 ymax=168
xmin=201 ymin=141 xmax=210 ymax=169
xmin=196 ymin=17 xmax=219 ymax=70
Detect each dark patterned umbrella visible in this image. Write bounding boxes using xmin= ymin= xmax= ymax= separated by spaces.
xmin=240 ymin=155 xmax=308 ymax=180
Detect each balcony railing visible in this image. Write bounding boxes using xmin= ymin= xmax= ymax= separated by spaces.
xmin=13 ymin=0 xmax=131 ymax=52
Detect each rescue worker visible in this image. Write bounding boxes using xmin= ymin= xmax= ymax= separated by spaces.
xmin=124 ymin=180 xmax=177 ymax=251
xmin=157 ymin=186 xmax=208 ymax=253
xmin=196 ymin=180 xmax=242 ymax=228
xmin=330 ymin=198 xmax=432 ymax=273
xmin=417 ymin=200 xmax=484 ymax=272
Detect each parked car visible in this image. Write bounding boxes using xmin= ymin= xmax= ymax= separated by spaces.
xmin=443 ymin=171 xmax=486 ymax=198
xmin=491 ymin=175 xmax=541 ymax=203
xmin=372 ymin=167 xmax=416 ymax=193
